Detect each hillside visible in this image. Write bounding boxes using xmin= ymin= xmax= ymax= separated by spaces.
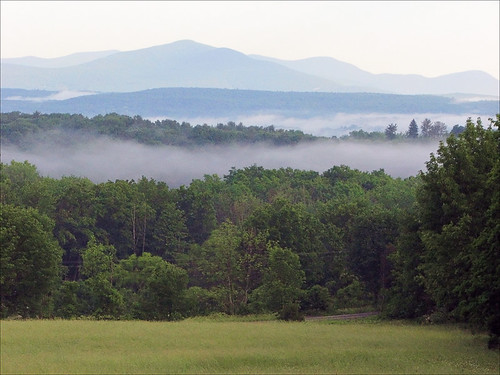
xmin=2 ymin=88 xmax=498 ymax=120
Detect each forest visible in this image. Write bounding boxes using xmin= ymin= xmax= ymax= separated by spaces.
xmin=1 ymin=111 xmax=463 ymax=149
xmin=1 ymin=111 xmax=316 ymax=148
xmin=0 ymin=114 xmax=498 ymax=348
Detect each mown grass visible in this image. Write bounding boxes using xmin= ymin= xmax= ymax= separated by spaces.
xmin=1 ymin=317 xmax=498 ymax=374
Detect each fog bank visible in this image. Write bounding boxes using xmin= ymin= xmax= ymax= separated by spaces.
xmin=4 ymin=90 xmax=97 ymax=102
xmin=2 ymin=138 xmax=439 ymax=187
xmin=152 ymin=112 xmax=489 ymax=137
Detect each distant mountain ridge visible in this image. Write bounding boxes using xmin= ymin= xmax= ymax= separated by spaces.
xmin=1 ymin=40 xmax=498 ymax=96
xmin=1 ymin=40 xmax=345 ymax=93
xmin=2 ymin=87 xmax=497 ymax=120
xmin=1 ymin=50 xmax=119 ymax=68
xmin=250 ymin=55 xmax=499 ymax=96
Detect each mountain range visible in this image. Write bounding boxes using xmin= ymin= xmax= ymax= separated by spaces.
xmin=2 ymin=40 xmax=498 ymax=96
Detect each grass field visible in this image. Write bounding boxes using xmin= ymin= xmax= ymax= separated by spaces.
xmin=1 ymin=317 xmax=498 ymax=374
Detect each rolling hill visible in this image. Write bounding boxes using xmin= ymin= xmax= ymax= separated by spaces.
xmin=2 ymin=87 xmax=498 ymax=120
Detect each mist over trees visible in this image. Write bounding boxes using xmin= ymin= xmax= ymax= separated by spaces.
xmin=0 ymin=112 xmax=455 ymax=149
xmin=0 ymin=112 xmax=316 ymax=148
xmin=407 ymin=119 xmax=419 ymax=138
xmin=1 ymin=114 xmax=498 ymax=348
xmin=0 ymin=111 xmax=449 ymax=186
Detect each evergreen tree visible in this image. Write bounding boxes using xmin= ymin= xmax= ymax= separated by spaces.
xmin=407 ymin=119 xmax=419 ymax=138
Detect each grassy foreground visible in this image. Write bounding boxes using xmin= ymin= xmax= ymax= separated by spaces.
xmin=1 ymin=318 xmax=498 ymax=374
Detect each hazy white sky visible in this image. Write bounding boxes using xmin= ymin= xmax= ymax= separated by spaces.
xmin=1 ymin=1 xmax=499 ymax=79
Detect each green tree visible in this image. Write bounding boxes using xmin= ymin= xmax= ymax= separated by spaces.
xmin=385 ymin=207 xmax=433 ymax=318
xmin=418 ymin=116 xmax=499 ymax=346
xmin=95 ymin=180 xmax=145 ymax=258
xmin=0 ymin=161 xmax=56 ymax=215
xmin=429 ymin=121 xmax=447 ymax=138
xmin=52 ymin=176 xmax=99 ymax=281
xmin=346 ymin=204 xmax=398 ymax=299
xmin=334 ymin=275 xmax=370 ymax=309
xmin=252 ymin=243 xmax=305 ymax=319
xmin=140 ymin=259 xmax=188 ymax=320
xmin=0 ymin=204 xmax=63 ymax=317
xmin=420 ymin=118 xmax=433 ymax=138
xmin=239 ymin=228 xmax=268 ymax=306
xmin=200 ymin=220 xmax=242 ymax=314
xmin=302 ymin=284 xmax=332 ymax=313
xmin=81 ymin=240 xmax=123 ymax=317
xmin=182 ymin=286 xmax=219 ymax=316
xmin=178 ymin=181 xmax=217 ymax=244
xmin=81 ymin=239 xmax=117 ymax=279
xmin=420 ymin=118 xmax=447 ymax=139
xmin=245 ymin=197 xmax=325 ymax=285
xmin=407 ymin=119 xmax=419 ymax=139
xmin=52 ymin=280 xmax=89 ymax=318
xmin=385 ymin=123 xmax=398 ymax=140
xmin=152 ymin=202 xmax=188 ymax=262
xmin=115 ymin=252 xmax=189 ymax=319
xmin=450 ymin=124 xmax=465 ymax=136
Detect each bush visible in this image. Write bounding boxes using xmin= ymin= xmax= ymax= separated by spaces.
xmin=334 ymin=279 xmax=371 ymax=309
xmin=183 ymin=287 xmax=219 ymax=316
xmin=302 ymin=285 xmax=332 ymax=313
xmin=420 ymin=308 xmax=452 ymax=325
xmin=487 ymin=314 xmax=500 ymax=349
xmin=278 ymin=303 xmax=304 ymax=321
xmin=53 ymin=281 xmax=89 ymax=318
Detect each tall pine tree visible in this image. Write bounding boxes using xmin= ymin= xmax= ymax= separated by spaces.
xmin=407 ymin=119 xmax=419 ymax=138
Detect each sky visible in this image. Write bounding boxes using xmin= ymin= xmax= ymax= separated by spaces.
xmin=1 ymin=1 xmax=499 ymax=79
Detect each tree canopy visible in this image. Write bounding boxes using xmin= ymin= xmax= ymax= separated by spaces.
xmin=1 ymin=113 xmax=498 ymax=347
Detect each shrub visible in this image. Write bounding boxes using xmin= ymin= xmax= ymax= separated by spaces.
xmin=279 ymin=302 xmax=304 ymax=321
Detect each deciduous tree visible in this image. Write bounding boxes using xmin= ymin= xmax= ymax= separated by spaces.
xmin=0 ymin=204 xmax=63 ymax=317
xmin=385 ymin=123 xmax=398 ymax=140
xmin=252 ymin=243 xmax=305 ymax=320
xmin=418 ymin=116 xmax=499 ymax=346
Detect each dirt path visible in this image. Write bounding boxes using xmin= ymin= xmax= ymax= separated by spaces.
xmin=305 ymin=311 xmax=379 ymax=321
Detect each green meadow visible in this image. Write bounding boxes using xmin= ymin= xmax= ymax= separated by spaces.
xmin=1 ymin=318 xmax=498 ymax=374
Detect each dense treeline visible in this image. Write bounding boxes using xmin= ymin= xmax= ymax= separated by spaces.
xmin=1 ymin=112 xmax=456 ymax=150
xmin=0 ymin=112 xmax=316 ymax=148
xmin=1 ymin=115 xmax=498 ymax=348
xmin=2 ymin=161 xmax=406 ymax=319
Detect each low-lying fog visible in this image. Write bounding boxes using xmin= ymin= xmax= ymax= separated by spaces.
xmin=2 ymin=138 xmax=440 ymax=187
xmin=4 ymin=90 xmax=96 ymax=102
xmin=172 ymin=112 xmax=484 ymax=137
